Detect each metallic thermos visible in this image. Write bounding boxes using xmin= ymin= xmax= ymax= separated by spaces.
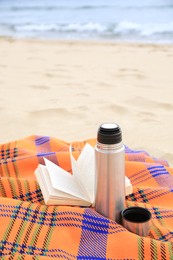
xmin=95 ymin=123 xmax=125 ymax=223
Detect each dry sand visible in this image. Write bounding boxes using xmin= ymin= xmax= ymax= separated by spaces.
xmin=0 ymin=38 xmax=173 ymax=165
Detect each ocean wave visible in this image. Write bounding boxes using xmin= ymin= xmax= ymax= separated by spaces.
xmin=14 ymin=21 xmax=173 ymax=36
xmin=1 ymin=20 xmax=173 ymax=42
xmin=0 ymin=23 xmax=16 ymax=32
xmin=0 ymin=1 xmax=173 ymax=12
xmin=119 ymin=4 xmax=173 ymax=10
xmin=15 ymin=23 xmax=107 ymax=33
xmin=114 ymin=21 xmax=173 ymax=36
xmin=0 ymin=3 xmax=173 ymax=12
xmin=0 ymin=5 xmax=113 ymax=12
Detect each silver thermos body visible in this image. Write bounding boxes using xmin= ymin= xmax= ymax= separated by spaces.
xmin=95 ymin=123 xmax=125 ymax=223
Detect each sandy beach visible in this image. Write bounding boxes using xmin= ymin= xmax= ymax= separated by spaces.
xmin=0 ymin=38 xmax=173 ymax=165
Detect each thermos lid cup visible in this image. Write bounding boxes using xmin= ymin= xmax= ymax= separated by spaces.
xmin=97 ymin=123 xmax=122 ymax=144
xmin=121 ymin=206 xmax=152 ymax=237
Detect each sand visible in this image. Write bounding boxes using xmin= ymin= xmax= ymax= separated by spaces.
xmin=0 ymin=38 xmax=173 ymax=166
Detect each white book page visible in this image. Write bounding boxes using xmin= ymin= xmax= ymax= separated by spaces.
xmin=70 ymin=143 xmax=95 ymax=204
xmin=44 ymin=158 xmax=90 ymax=202
xmin=125 ymin=176 xmax=133 ymax=195
xmin=39 ymin=165 xmax=79 ymax=199
xmin=35 ymin=166 xmax=91 ymax=206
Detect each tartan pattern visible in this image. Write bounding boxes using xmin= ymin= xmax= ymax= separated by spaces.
xmin=0 ymin=136 xmax=173 ymax=259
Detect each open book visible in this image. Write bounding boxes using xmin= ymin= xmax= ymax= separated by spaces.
xmin=35 ymin=144 xmax=133 ymax=207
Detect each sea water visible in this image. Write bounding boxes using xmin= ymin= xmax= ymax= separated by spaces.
xmin=0 ymin=0 xmax=173 ymax=43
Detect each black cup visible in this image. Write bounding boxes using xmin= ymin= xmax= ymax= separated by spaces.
xmin=121 ymin=207 xmax=152 ymax=236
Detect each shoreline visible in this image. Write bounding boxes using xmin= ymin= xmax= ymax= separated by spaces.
xmin=0 ymin=37 xmax=173 ymax=166
xmin=1 ymin=35 xmax=173 ymax=46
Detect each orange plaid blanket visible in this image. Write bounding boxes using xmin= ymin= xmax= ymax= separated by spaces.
xmin=0 ymin=135 xmax=173 ymax=259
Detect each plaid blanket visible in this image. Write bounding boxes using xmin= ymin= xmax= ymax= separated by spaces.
xmin=0 ymin=135 xmax=173 ymax=259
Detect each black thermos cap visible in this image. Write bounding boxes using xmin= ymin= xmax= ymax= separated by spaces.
xmin=97 ymin=123 xmax=122 ymax=144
